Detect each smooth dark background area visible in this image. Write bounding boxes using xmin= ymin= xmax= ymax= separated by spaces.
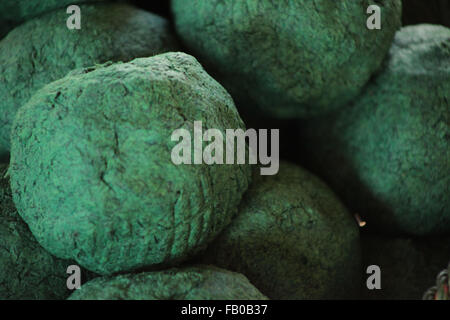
xmin=402 ymin=0 xmax=450 ymax=27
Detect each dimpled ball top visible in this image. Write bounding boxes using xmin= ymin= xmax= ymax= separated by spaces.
xmin=172 ymin=0 xmax=402 ymax=119
xmin=302 ymin=24 xmax=450 ymax=236
xmin=9 ymin=52 xmax=252 ymax=275
xmin=0 ymin=2 xmax=179 ymax=156
xmin=68 ymin=265 xmax=268 ymax=300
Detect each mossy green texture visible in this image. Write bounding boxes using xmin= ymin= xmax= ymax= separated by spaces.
xmin=69 ymin=265 xmax=268 ymax=300
xmin=172 ymin=0 xmax=402 ymax=119
xmin=302 ymin=24 xmax=450 ymax=236
xmin=0 ymin=2 xmax=179 ymax=156
xmin=0 ymin=164 xmax=92 ymax=299
xmin=0 ymin=0 xmax=107 ymax=24
xmin=10 ymin=52 xmax=252 ymax=275
xmin=200 ymin=162 xmax=361 ymax=300
xmin=361 ymin=234 xmax=450 ymax=300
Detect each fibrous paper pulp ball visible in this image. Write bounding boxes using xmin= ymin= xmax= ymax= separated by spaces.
xmin=0 ymin=20 xmax=14 ymax=40
xmin=199 ymin=162 xmax=361 ymax=300
xmin=0 ymin=0 xmax=107 ymax=25
xmin=361 ymin=234 xmax=450 ymax=300
xmin=0 ymin=2 xmax=179 ymax=157
xmin=68 ymin=265 xmax=268 ymax=300
xmin=301 ymin=24 xmax=450 ymax=236
xmin=0 ymin=164 xmax=95 ymax=299
xmin=10 ymin=52 xmax=252 ymax=275
xmin=172 ymin=0 xmax=402 ymax=119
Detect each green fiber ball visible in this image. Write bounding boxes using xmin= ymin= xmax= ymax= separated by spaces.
xmin=172 ymin=0 xmax=402 ymax=119
xmin=199 ymin=162 xmax=361 ymax=299
xmin=301 ymin=24 xmax=450 ymax=236
xmin=361 ymin=234 xmax=450 ymax=300
xmin=0 ymin=2 xmax=179 ymax=156
xmin=0 ymin=164 xmax=96 ymax=299
xmin=0 ymin=0 xmax=107 ymax=24
xmin=10 ymin=52 xmax=252 ymax=275
xmin=68 ymin=265 xmax=268 ymax=300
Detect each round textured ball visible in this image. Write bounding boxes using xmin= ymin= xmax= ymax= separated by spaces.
xmin=172 ymin=0 xmax=402 ymax=119
xmin=0 ymin=0 xmax=106 ymax=25
xmin=68 ymin=265 xmax=268 ymax=300
xmin=10 ymin=52 xmax=252 ymax=275
xmin=301 ymin=24 xmax=450 ymax=236
xmin=361 ymin=234 xmax=450 ymax=300
xmin=0 ymin=164 xmax=96 ymax=299
xmin=199 ymin=162 xmax=361 ymax=300
xmin=0 ymin=2 xmax=179 ymax=156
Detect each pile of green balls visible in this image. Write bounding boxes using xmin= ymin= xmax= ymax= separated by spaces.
xmin=0 ymin=0 xmax=448 ymax=300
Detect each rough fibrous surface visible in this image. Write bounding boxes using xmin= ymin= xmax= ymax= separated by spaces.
xmin=0 ymin=0 xmax=107 ymax=25
xmin=0 ymin=164 xmax=95 ymax=299
xmin=69 ymin=265 xmax=268 ymax=300
xmin=361 ymin=234 xmax=450 ymax=300
xmin=172 ymin=0 xmax=402 ymax=119
xmin=301 ymin=24 xmax=450 ymax=236
xmin=0 ymin=2 xmax=179 ymax=156
xmin=199 ymin=162 xmax=361 ymax=300
xmin=10 ymin=52 xmax=252 ymax=275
